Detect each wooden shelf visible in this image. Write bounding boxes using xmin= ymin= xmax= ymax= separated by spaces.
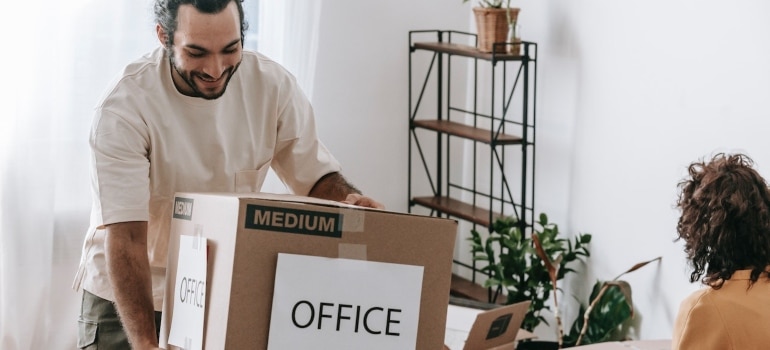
xmin=450 ymin=274 xmax=506 ymax=305
xmin=413 ymin=41 xmax=526 ymax=62
xmin=412 ymin=196 xmax=502 ymax=228
xmin=412 ymin=120 xmax=523 ymax=145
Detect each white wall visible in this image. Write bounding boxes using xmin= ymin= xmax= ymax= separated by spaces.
xmin=313 ymin=0 xmax=770 ymax=342
xmin=553 ymin=0 xmax=770 ymax=340
xmin=312 ymin=0 xmax=470 ymax=211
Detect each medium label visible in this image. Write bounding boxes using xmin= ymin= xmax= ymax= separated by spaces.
xmin=173 ymin=197 xmax=194 ymax=220
xmin=244 ymin=204 xmax=343 ymax=238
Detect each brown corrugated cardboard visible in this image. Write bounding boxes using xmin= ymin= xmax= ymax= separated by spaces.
xmin=444 ymin=298 xmax=536 ymax=350
xmin=159 ymin=192 xmax=457 ymax=349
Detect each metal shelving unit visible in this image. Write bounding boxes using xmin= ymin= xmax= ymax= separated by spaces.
xmin=407 ymin=30 xmax=538 ymax=299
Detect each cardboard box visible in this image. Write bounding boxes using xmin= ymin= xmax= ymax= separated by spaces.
xmin=159 ymin=192 xmax=457 ymax=349
xmin=444 ymin=297 xmax=536 ymax=350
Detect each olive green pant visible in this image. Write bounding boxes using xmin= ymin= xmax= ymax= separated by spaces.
xmin=77 ymin=290 xmax=162 ymax=349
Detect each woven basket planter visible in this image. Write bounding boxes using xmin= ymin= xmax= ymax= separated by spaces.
xmin=472 ymin=7 xmax=520 ymax=53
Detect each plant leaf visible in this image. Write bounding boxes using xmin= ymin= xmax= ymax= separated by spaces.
xmin=613 ymin=256 xmax=662 ymax=281
xmin=606 ymin=280 xmax=634 ymax=318
xmin=532 ymin=233 xmax=558 ymax=284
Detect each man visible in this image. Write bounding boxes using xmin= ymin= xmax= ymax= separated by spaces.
xmin=672 ymin=153 xmax=770 ymax=349
xmin=73 ymin=0 xmax=382 ymax=348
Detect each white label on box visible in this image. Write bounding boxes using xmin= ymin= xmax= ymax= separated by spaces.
xmin=168 ymin=235 xmax=207 ymax=350
xmin=267 ymin=253 xmax=424 ymax=350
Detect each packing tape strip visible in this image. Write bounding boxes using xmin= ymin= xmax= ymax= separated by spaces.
xmin=338 ymin=243 xmax=367 ymax=261
xmin=339 ymin=208 xmax=365 ymax=232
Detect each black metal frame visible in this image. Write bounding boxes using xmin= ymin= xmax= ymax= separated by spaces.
xmin=407 ymin=30 xmax=538 ymax=287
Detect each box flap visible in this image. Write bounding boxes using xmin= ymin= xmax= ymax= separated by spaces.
xmin=179 ymin=191 xmax=386 ymax=208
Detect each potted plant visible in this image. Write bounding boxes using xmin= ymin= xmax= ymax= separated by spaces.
xmin=468 ymin=214 xmax=591 ymax=332
xmin=471 ymin=214 xmax=661 ymax=348
xmin=541 ymin=253 xmax=662 ymax=348
xmin=462 ymin=0 xmax=520 ymax=53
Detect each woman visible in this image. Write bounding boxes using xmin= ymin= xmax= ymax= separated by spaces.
xmin=673 ymin=153 xmax=770 ymax=349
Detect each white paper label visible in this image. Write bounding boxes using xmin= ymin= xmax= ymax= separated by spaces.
xmin=168 ymin=235 xmax=207 ymax=350
xmin=267 ymin=253 xmax=424 ymax=350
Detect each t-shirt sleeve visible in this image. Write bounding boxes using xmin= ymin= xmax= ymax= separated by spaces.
xmin=671 ymin=291 xmax=731 ymax=350
xmin=89 ymin=108 xmax=151 ymax=227
xmin=269 ymin=77 xmax=341 ymax=196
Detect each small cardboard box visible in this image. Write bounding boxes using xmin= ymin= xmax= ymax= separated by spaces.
xmin=444 ymin=298 xmax=536 ymax=350
xmin=159 ymin=192 xmax=457 ymax=349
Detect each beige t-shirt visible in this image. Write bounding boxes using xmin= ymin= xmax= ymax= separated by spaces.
xmin=72 ymin=47 xmax=341 ymax=309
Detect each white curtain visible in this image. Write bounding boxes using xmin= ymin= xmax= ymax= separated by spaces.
xmin=257 ymin=0 xmax=322 ymax=101
xmin=0 ymin=1 xmax=321 ymax=349
xmin=256 ymin=0 xmax=324 ymax=194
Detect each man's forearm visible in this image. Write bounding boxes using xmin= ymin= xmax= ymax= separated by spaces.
xmin=308 ymin=172 xmax=361 ymax=201
xmin=104 ymin=221 xmax=159 ymax=349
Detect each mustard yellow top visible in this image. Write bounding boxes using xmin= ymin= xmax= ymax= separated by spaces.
xmin=672 ymin=269 xmax=770 ymax=350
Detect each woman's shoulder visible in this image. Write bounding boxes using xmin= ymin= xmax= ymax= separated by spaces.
xmin=678 ymin=287 xmax=712 ymax=314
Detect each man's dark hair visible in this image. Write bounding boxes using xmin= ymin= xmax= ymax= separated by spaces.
xmin=154 ymin=0 xmax=248 ymax=49
xmin=676 ymin=153 xmax=770 ymax=289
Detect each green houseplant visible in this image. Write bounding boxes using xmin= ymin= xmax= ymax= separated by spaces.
xmin=551 ymin=256 xmax=662 ymax=347
xmin=469 ymin=214 xmax=591 ymax=332
xmin=462 ymin=0 xmax=520 ymax=53
xmin=471 ymin=214 xmax=660 ymax=348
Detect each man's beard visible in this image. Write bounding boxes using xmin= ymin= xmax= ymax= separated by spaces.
xmin=170 ymin=55 xmax=241 ymax=100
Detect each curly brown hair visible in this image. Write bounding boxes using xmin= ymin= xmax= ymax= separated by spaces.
xmin=676 ymin=153 xmax=770 ymax=289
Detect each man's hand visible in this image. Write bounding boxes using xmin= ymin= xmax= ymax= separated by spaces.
xmin=342 ymin=193 xmax=385 ymax=209
xmin=309 ymin=172 xmax=384 ymax=209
